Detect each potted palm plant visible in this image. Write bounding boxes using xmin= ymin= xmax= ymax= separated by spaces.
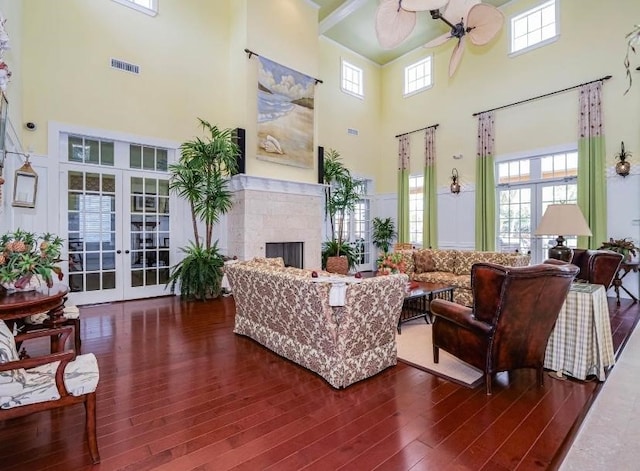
xmin=167 ymin=119 xmax=239 ymax=299
xmin=322 ymin=149 xmax=363 ymax=274
xmin=371 ymin=217 xmax=397 ymax=255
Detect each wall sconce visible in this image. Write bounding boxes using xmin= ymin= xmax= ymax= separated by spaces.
xmin=615 ymin=141 xmax=631 ymax=177
xmin=10 ymin=153 xmax=38 ymax=208
xmin=450 ymin=168 xmax=461 ymax=194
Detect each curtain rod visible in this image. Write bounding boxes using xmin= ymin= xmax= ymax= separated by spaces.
xmin=395 ymin=123 xmax=439 ymax=138
xmin=244 ymin=48 xmax=323 ymax=84
xmin=472 ymin=75 xmax=612 ymax=117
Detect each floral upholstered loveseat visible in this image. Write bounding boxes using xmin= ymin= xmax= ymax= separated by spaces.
xmin=225 ymin=257 xmax=408 ymax=388
xmin=395 ymin=249 xmax=530 ymax=306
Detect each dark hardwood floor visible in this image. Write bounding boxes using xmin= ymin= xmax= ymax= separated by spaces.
xmin=1 ymin=295 xmax=638 ymax=470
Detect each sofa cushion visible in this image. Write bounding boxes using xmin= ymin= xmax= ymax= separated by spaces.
xmin=453 ymin=251 xmax=529 ymax=275
xmin=432 ymin=250 xmax=458 ymax=272
xmin=414 ymin=250 xmax=435 ymax=273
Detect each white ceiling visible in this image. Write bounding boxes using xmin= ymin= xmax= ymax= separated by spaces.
xmin=315 ymin=0 xmax=510 ymax=65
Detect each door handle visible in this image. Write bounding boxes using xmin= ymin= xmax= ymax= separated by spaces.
xmin=125 ymin=250 xmax=130 ymax=254
xmin=116 ymin=250 xmax=122 ymax=254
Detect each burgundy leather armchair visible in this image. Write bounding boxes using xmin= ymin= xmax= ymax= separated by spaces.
xmin=430 ymin=261 xmax=579 ymax=395
xmin=570 ymin=248 xmax=623 ymax=289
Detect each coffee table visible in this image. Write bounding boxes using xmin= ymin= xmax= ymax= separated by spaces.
xmin=397 ymin=282 xmax=454 ymax=334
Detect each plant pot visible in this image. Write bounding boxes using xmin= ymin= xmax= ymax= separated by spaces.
xmin=326 ymin=256 xmax=349 ymax=275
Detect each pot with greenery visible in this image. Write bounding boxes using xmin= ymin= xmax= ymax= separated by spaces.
xmin=321 ymin=149 xmax=363 ymax=274
xmin=167 ymin=118 xmax=239 ymax=299
xmin=600 ymin=237 xmax=638 ymax=262
xmin=371 ymin=217 xmax=397 ymax=255
xmin=0 ymin=229 xmax=64 ymax=291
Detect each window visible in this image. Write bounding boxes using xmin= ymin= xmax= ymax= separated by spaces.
xmin=112 ymin=0 xmax=158 ymax=16
xmin=496 ymin=149 xmax=578 ymax=263
xmin=510 ymin=0 xmax=557 ymax=54
xmin=404 ymin=57 xmax=432 ymax=96
xmin=341 ymin=60 xmax=363 ymax=98
xmin=68 ymin=136 xmax=115 ymax=166
xmin=409 ymin=175 xmax=423 ymax=246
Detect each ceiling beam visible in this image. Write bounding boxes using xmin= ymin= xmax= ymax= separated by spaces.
xmin=319 ymin=0 xmax=369 ymax=34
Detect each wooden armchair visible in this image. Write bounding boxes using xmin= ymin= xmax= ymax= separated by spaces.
xmin=430 ymin=262 xmax=579 ymax=394
xmin=0 ymin=320 xmax=100 ymax=464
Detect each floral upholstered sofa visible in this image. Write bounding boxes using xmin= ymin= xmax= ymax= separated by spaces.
xmin=395 ymin=249 xmax=530 ymax=306
xmin=225 ymin=257 xmax=408 ymax=388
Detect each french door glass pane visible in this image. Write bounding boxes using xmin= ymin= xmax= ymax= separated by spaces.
xmin=67 ymin=170 xmax=117 ymax=293
xmin=130 ymin=176 xmax=170 ymax=288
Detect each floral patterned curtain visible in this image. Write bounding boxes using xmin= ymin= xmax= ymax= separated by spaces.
xmin=475 ymin=111 xmax=496 ymax=251
xmin=423 ymin=127 xmax=437 ymax=248
xmin=397 ymin=135 xmax=410 ymax=243
xmin=577 ymin=81 xmax=606 ymax=249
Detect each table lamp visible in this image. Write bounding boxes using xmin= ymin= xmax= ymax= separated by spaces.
xmin=534 ymin=204 xmax=592 ymax=262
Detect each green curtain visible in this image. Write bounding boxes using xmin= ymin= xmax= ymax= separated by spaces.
xmin=397 ymin=135 xmax=410 ymax=243
xmin=577 ymin=82 xmax=607 ymax=249
xmin=475 ymin=112 xmax=496 ymax=251
xmin=422 ymin=127 xmax=437 ymax=248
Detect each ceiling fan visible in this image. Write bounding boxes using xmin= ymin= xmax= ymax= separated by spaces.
xmin=375 ymin=0 xmax=504 ymax=77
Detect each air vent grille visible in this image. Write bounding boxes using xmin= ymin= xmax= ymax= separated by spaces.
xmin=110 ymin=58 xmax=140 ymax=75
xmin=347 ymin=128 xmax=359 ymax=136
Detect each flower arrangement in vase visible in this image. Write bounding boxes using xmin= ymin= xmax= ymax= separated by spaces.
xmin=0 ymin=229 xmax=64 ymax=291
xmin=376 ymin=252 xmax=406 ymax=275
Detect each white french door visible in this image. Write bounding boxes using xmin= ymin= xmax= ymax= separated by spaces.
xmin=496 ymin=150 xmax=578 ymax=264
xmin=60 ymin=135 xmax=173 ymax=305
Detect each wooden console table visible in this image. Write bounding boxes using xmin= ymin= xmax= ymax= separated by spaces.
xmin=611 ymin=261 xmax=639 ymax=305
xmin=0 ymin=284 xmax=74 ymax=351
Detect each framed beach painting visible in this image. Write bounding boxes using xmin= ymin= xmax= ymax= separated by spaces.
xmin=256 ymin=57 xmax=315 ymax=169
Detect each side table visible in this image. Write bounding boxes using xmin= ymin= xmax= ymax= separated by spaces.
xmin=611 ymin=261 xmax=639 ymax=305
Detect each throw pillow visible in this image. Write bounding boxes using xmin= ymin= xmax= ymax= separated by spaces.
xmin=414 ymin=250 xmax=435 ymax=273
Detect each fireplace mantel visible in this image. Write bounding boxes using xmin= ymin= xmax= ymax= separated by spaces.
xmin=229 ymin=174 xmax=326 ymax=198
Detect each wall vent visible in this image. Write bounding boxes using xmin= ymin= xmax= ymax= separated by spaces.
xmin=347 ymin=128 xmax=359 ymax=136
xmin=110 ymin=58 xmax=140 ymax=75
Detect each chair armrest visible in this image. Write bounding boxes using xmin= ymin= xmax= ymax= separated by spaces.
xmin=0 ymin=350 xmax=75 ymax=372
xmin=430 ymin=299 xmax=492 ymax=334
xmin=15 ymin=326 xmax=73 ymax=353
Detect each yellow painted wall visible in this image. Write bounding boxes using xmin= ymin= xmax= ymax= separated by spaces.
xmin=316 ymin=38 xmax=383 ymax=182
xmin=21 ymin=0 xmax=233 ymax=154
xmin=379 ymin=0 xmax=640 ymax=193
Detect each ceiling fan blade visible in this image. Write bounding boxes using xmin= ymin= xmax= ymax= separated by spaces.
xmin=449 ymin=36 xmax=466 ymax=77
xmin=423 ymin=32 xmax=453 ymax=48
xmin=466 ymin=3 xmax=505 ymax=46
xmin=401 ymin=0 xmax=449 ymax=12
xmin=443 ymin=0 xmax=479 ymax=24
xmin=375 ymin=0 xmax=417 ymax=49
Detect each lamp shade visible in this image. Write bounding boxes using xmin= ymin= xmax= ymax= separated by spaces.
xmin=534 ymin=204 xmax=592 ymax=237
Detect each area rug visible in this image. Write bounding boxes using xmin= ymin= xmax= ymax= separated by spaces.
xmin=396 ymin=319 xmax=484 ymax=389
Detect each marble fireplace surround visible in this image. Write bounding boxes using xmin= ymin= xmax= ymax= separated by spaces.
xmin=226 ymin=175 xmax=325 ymax=269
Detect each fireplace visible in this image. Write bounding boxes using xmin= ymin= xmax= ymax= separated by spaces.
xmin=226 ymin=175 xmax=325 ymax=268
xmin=265 ymin=242 xmax=304 ymax=268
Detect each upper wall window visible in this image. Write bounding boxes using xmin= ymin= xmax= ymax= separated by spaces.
xmin=404 ymin=57 xmax=432 ymax=97
xmin=341 ymin=60 xmax=364 ymax=99
xmin=112 ymin=0 xmax=158 ymax=16
xmin=510 ymin=0 xmax=557 ymax=55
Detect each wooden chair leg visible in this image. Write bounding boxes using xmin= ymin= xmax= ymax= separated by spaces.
xmin=433 ymin=345 xmax=439 ymax=363
xmin=85 ymin=392 xmax=100 ymax=464
xmin=485 ymin=372 xmax=493 ymax=395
